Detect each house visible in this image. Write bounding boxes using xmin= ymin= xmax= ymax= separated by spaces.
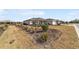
xmin=23 ymin=18 xmax=61 ymax=25
xmin=46 ymin=18 xmax=61 ymax=25
xmin=23 ymin=18 xmax=47 ymax=25
xmin=46 ymin=20 xmax=56 ymax=25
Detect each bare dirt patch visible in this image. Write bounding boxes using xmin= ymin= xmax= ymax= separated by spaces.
xmin=31 ymin=29 xmax=62 ymax=48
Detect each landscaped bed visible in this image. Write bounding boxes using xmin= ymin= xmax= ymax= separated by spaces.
xmin=31 ymin=29 xmax=62 ymax=48
xmin=16 ymin=25 xmax=62 ymax=48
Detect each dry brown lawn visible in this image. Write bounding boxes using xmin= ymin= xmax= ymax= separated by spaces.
xmin=0 ymin=25 xmax=37 ymax=48
xmin=49 ymin=25 xmax=79 ymax=48
xmin=0 ymin=25 xmax=79 ymax=49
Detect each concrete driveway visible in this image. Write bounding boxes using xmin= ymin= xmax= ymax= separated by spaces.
xmin=74 ymin=24 xmax=79 ymax=38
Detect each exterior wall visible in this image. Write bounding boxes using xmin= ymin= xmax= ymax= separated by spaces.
xmin=52 ymin=21 xmax=57 ymax=25
xmin=23 ymin=20 xmax=61 ymax=25
xmin=32 ymin=20 xmax=48 ymax=25
xmin=29 ymin=21 xmax=33 ymax=25
xmin=57 ymin=21 xmax=61 ymax=25
xmin=47 ymin=20 xmax=57 ymax=25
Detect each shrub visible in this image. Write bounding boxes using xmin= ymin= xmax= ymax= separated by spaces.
xmin=5 ymin=24 xmax=8 ymax=28
xmin=41 ymin=24 xmax=48 ymax=32
xmin=3 ymin=24 xmax=8 ymax=30
xmin=40 ymin=32 xmax=48 ymax=42
xmin=22 ymin=25 xmax=27 ymax=30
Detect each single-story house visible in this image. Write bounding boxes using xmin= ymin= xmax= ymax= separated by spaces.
xmin=23 ymin=18 xmax=61 ymax=25
xmin=23 ymin=18 xmax=47 ymax=25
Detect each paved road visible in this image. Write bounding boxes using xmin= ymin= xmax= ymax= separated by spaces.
xmin=74 ymin=24 xmax=79 ymax=38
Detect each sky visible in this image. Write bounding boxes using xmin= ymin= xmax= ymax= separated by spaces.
xmin=0 ymin=9 xmax=79 ymax=22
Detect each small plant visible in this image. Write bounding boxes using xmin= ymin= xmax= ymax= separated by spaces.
xmin=40 ymin=32 xmax=48 ymax=42
xmin=3 ymin=24 xmax=8 ymax=30
xmin=41 ymin=24 xmax=48 ymax=32
xmin=5 ymin=24 xmax=8 ymax=28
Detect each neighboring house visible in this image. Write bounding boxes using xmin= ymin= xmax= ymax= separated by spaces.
xmin=46 ymin=18 xmax=61 ymax=25
xmin=23 ymin=18 xmax=47 ymax=25
xmin=23 ymin=18 xmax=61 ymax=25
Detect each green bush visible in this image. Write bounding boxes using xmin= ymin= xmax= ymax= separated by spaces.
xmin=40 ymin=32 xmax=48 ymax=42
xmin=41 ymin=24 xmax=48 ymax=32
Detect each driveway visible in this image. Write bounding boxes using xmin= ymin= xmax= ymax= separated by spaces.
xmin=73 ymin=24 xmax=79 ymax=38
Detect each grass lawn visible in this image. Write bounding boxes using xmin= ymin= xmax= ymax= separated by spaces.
xmin=49 ymin=25 xmax=79 ymax=48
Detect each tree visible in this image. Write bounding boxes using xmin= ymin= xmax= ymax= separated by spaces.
xmin=41 ymin=24 xmax=48 ymax=32
xmin=69 ymin=19 xmax=79 ymax=23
